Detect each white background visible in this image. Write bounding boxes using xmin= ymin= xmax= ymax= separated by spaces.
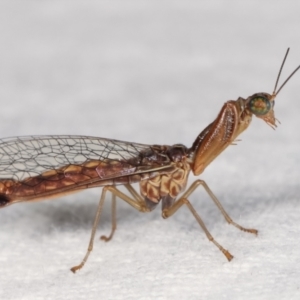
xmin=0 ymin=1 xmax=300 ymax=299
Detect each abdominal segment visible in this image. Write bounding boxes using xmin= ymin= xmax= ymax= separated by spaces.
xmin=0 ymin=160 xmax=138 ymax=207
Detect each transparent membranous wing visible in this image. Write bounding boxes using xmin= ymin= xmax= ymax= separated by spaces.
xmin=0 ymin=135 xmax=173 ymax=203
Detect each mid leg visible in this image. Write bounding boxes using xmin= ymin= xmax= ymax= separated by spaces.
xmin=100 ymin=184 xmax=146 ymax=242
xmin=162 ymin=197 xmax=233 ymax=261
xmin=100 ymin=193 xmax=117 ymax=242
xmin=180 ymin=179 xmax=257 ymax=234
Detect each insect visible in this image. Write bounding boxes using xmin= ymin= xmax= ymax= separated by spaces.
xmin=0 ymin=49 xmax=299 ymax=273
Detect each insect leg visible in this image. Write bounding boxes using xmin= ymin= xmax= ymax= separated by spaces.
xmin=71 ymin=185 xmax=149 ymax=273
xmin=70 ymin=186 xmax=109 ymax=273
xmin=124 ymin=183 xmax=145 ymax=204
xmin=100 ymin=193 xmax=116 ymax=242
xmin=181 ymin=180 xmax=258 ymax=234
xmin=162 ymin=197 xmax=234 ymax=261
xmin=100 ymin=184 xmax=147 ymax=242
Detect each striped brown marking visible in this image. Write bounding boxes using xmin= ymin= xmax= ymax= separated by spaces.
xmin=0 ymin=160 xmax=138 ymax=202
xmin=140 ymin=161 xmax=190 ymax=208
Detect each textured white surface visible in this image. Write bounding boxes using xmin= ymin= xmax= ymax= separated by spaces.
xmin=0 ymin=1 xmax=300 ymax=300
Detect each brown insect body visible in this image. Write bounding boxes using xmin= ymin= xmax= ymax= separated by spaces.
xmin=0 ymin=93 xmax=273 ymax=209
xmin=0 ymin=49 xmax=299 ymax=273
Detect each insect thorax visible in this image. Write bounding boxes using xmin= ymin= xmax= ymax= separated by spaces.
xmin=139 ymin=144 xmax=190 ymax=211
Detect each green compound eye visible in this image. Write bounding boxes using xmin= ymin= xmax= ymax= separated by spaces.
xmin=248 ymin=96 xmax=271 ymax=116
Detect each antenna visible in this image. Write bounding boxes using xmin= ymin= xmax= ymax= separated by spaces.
xmin=272 ymin=48 xmax=300 ymax=96
xmin=273 ymin=48 xmax=290 ymax=95
xmin=275 ymin=65 xmax=300 ymax=96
